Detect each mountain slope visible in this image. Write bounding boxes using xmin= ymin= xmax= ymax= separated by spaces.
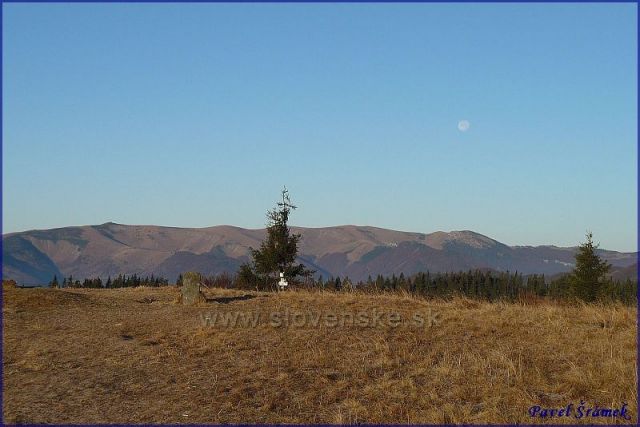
xmin=2 ymin=222 xmax=636 ymax=285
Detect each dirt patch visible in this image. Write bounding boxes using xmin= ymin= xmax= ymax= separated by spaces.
xmin=205 ymin=294 xmax=257 ymax=304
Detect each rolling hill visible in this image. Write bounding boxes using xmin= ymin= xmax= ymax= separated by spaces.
xmin=2 ymin=222 xmax=637 ymax=285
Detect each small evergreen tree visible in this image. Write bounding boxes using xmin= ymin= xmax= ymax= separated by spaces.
xmin=570 ymin=231 xmax=611 ymax=301
xmin=239 ymin=188 xmax=314 ymax=290
xmin=49 ymin=275 xmax=59 ymax=289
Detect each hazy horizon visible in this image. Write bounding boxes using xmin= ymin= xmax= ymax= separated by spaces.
xmin=3 ymin=3 xmax=637 ymax=252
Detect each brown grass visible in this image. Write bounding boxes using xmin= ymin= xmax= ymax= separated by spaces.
xmin=2 ymin=285 xmax=637 ymax=424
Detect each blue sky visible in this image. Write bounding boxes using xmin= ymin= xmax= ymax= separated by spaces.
xmin=2 ymin=3 xmax=637 ymax=251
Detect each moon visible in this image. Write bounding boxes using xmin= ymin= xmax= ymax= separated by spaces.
xmin=458 ymin=120 xmax=470 ymax=132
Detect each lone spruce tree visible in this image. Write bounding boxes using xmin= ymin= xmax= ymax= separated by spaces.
xmin=49 ymin=275 xmax=59 ymax=289
xmin=570 ymin=231 xmax=611 ymax=301
xmin=239 ymin=188 xmax=314 ymax=290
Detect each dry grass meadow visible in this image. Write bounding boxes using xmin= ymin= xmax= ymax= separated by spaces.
xmin=2 ymin=283 xmax=637 ymax=424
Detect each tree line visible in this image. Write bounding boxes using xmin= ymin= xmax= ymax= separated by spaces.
xmin=49 ymin=267 xmax=635 ymax=305
xmin=198 ymin=268 xmax=636 ymax=305
xmin=50 ymin=273 xmax=169 ymax=289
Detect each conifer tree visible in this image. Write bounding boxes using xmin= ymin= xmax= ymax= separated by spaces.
xmin=49 ymin=275 xmax=59 ymax=289
xmin=570 ymin=231 xmax=611 ymax=301
xmin=239 ymin=188 xmax=314 ymax=290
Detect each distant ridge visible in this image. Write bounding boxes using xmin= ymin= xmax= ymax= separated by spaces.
xmin=3 ymin=223 xmax=636 ymax=285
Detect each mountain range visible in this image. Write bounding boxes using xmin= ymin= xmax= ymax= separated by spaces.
xmin=2 ymin=222 xmax=637 ymax=285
